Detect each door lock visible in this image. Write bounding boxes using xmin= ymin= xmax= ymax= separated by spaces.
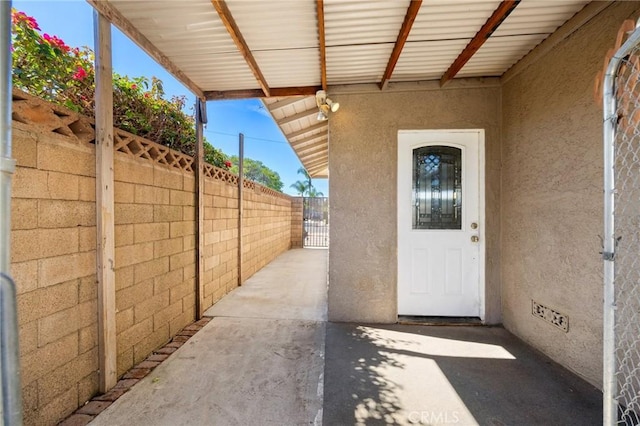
xmin=471 ymin=222 xmax=478 ymax=229
xmin=471 ymin=235 xmax=479 ymax=243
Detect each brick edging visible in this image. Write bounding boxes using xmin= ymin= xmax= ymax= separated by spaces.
xmin=58 ymin=317 xmax=212 ymax=426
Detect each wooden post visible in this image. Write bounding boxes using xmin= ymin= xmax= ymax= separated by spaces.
xmin=195 ymin=99 xmax=205 ymax=318
xmin=94 ymin=11 xmax=117 ymax=393
xmin=238 ymin=133 xmax=244 ymax=286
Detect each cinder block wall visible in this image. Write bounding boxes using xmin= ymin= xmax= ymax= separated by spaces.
xmin=113 ymin=155 xmax=197 ymax=376
xmin=290 ymin=197 xmax=303 ymax=248
xmin=242 ymin=190 xmax=293 ymax=279
xmin=11 ymin=100 xmax=99 ymax=425
xmin=9 ymin=90 xmax=296 ymax=425
xmin=201 ymin=178 xmax=239 ymax=309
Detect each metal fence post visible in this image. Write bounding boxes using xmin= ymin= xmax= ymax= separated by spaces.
xmin=0 ymin=1 xmax=24 ymax=424
xmin=603 ymin=21 xmax=640 ymax=426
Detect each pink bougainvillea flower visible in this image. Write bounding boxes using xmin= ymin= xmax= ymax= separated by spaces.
xmin=12 ymin=11 xmax=40 ymax=30
xmin=224 ymin=160 xmax=232 ymax=168
xmin=43 ymin=33 xmax=70 ymax=53
xmin=144 ymin=93 xmax=151 ymax=98
xmin=131 ymin=84 xmax=137 ymax=90
xmin=72 ymin=66 xmax=87 ymax=81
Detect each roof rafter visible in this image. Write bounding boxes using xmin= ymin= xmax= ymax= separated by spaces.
xmin=286 ymin=122 xmax=328 ymax=140
xmin=297 ymin=144 xmax=328 ymax=157
xmin=301 ymin=150 xmax=328 ymax=162
xmin=379 ymin=0 xmax=422 ymax=90
xmin=292 ymin=138 xmax=327 ymax=152
xmin=290 ymin=131 xmax=327 ymax=145
xmin=307 ymin=160 xmax=327 ymax=170
xmin=211 ymin=0 xmax=271 ymax=96
xmin=87 ymin=0 xmax=205 ymax=99
xmin=266 ymin=97 xmax=308 ymax=112
xmin=278 ymin=108 xmax=319 ymax=126
xmin=440 ymin=0 xmax=520 ymax=86
xmin=307 ymin=163 xmax=327 ymax=173
xmin=317 ymin=0 xmax=327 ymax=90
xmin=206 ymin=86 xmax=321 ymax=100
xmin=308 ymin=170 xmax=327 ymax=178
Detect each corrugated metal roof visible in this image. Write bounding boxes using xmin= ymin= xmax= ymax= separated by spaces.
xmin=94 ymin=0 xmax=598 ymax=178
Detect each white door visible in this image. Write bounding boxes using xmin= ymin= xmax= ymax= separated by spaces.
xmin=397 ymin=130 xmax=484 ymax=317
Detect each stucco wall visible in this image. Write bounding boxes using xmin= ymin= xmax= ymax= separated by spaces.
xmin=501 ymin=1 xmax=640 ymax=388
xmin=328 ymin=84 xmax=502 ymax=323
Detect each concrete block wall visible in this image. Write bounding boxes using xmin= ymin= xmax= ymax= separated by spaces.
xmin=11 ymin=122 xmax=99 ymax=426
xmin=290 ymin=197 xmax=303 ymax=248
xmin=201 ymin=178 xmax=239 ymax=310
xmin=113 ymin=155 xmax=197 ymax=376
xmin=242 ymin=190 xmax=292 ymax=279
xmin=9 ymin=90 xmax=296 ymax=425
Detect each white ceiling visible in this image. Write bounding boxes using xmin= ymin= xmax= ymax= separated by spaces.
xmin=89 ymin=0 xmax=597 ymax=178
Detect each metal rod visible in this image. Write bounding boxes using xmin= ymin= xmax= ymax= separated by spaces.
xmin=238 ymin=133 xmax=244 ymax=286
xmin=602 ymin=21 xmax=640 ymax=426
xmin=0 ymin=1 xmax=24 ymax=424
xmin=194 ymin=98 xmax=205 ymax=318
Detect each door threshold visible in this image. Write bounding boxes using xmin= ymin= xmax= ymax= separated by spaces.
xmin=397 ymin=316 xmax=483 ymax=326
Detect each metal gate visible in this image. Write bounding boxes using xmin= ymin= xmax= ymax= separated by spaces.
xmin=603 ymin=20 xmax=640 ymax=426
xmin=303 ymin=197 xmax=329 ymax=247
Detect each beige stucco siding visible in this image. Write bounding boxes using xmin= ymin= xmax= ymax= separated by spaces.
xmin=328 ymin=85 xmax=502 ymax=323
xmin=501 ymin=1 xmax=640 ymax=388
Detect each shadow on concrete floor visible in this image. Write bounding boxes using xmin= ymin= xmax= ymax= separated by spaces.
xmin=323 ymin=324 xmax=601 ymax=426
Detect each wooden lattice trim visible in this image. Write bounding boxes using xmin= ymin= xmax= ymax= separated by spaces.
xmin=114 ymin=128 xmax=195 ymax=173
xmin=11 ymin=88 xmax=292 ymax=200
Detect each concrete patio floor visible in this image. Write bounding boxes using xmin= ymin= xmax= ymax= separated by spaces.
xmin=89 ymin=248 xmax=601 ymax=426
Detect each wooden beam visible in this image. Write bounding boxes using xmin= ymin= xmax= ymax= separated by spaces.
xmin=292 ymin=137 xmax=327 ymax=152
xmin=286 ymin=122 xmax=328 ymax=140
xmin=301 ymin=151 xmax=327 ymax=163
xmin=440 ymin=0 xmax=520 ymax=86
xmin=290 ymin=132 xmax=327 ymax=146
xmin=317 ymin=0 xmax=327 ymax=90
xmin=266 ymin=97 xmax=307 ymax=112
xmin=87 ymin=1 xmax=205 ymax=99
xmin=379 ymin=0 xmax=422 ymax=90
xmin=303 ymin=157 xmax=327 ymax=168
xmin=206 ymin=86 xmax=321 ymax=100
xmin=194 ymin=98 xmax=205 ymax=319
xmin=211 ymin=0 xmax=270 ymax=97
xmin=307 ymin=163 xmax=327 ymax=174
xmin=94 ymin=11 xmax=117 ymax=393
xmin=297 ymin=144 xmax=328 ymax=157
xmin=278 ymin=108 xmax=319 ymax=126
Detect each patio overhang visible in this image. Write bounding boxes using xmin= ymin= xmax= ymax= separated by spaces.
xmin=86 ymin=0 xmax=608 ymax=178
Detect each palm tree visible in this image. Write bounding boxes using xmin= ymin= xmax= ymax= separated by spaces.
xmin=290 ymin=180 xmax=308 ymax=196
xmin=292 ymin=167 xmax=315 ymax=197
xmin=308 ymin=187 xmax=324 ymax=197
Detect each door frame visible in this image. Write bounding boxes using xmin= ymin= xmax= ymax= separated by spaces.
xmin=397 ymin=129 xmax=486 ymax=321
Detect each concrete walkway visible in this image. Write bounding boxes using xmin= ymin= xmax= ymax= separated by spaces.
xmin=90 ymin=248 xmax=601 ymax=426
xmin=91 ymin=248 xmax=327 ymax=426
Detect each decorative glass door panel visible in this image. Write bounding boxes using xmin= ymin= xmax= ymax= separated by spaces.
xmin=412 ymin=146 xmax=462 ymax=230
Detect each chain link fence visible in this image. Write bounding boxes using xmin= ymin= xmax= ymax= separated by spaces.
xmin=604 ymin=21 xmax=640 ymax=426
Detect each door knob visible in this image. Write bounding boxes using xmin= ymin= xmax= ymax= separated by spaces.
xmin=471 ymin=235 xmax=479 ymax=243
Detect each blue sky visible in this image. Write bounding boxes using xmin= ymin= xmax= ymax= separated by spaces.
xmin=13 ymin=0 xmax=328 ymax=196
